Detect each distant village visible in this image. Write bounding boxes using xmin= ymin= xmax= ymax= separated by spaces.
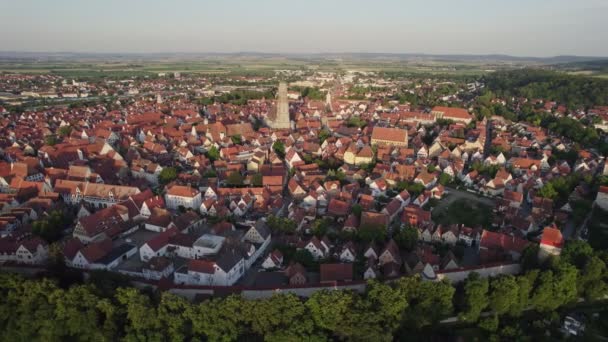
xmin=0 ymin=69 xmax=607 ymax=292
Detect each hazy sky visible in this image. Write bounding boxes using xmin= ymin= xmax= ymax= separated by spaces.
xmin=1 ymin=0 xmax=607 ymax=57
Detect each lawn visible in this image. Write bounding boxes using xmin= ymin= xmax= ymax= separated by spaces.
xmin=431 ymin=198 xmax=493 ymax=228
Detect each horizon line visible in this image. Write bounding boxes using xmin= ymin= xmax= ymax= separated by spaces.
xmin=1 ymin=50 xmax=608 ymax=60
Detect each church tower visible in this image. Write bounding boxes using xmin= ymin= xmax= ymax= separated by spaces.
xmin=267 ymin=82 xmax=291 ymax=129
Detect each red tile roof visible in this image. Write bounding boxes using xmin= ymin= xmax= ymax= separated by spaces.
xmin=540 ymin=227 xmax=564 ymax=249
xmin=320 ymin=263 xmax=353 ymax=283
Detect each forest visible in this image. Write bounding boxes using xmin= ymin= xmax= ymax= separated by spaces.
xmin=483 ymin=69 xmax=608 ymax=109
xmin=0 ymin=241 xmax=606 ymax=341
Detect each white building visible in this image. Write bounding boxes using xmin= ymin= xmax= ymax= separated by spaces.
xmin=165 ymin=185 xmax=202 ymax=211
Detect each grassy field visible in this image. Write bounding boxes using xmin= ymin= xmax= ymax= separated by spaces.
xmin=0 ymin=56 xmax=501 ymax=79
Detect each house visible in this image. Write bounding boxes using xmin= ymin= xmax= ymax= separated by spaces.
xmin=458 ymin=226 xmax=480 ymax=246
xmin=285 ymin=263 xmax=307 ymax=285
xmin=70 ymin=239 xmax=113 ymax=269
xmin=298 ymin=236 xmax=330 ymax=260
xmin=378 ymin=240 xmax=401 ymax=266
xmin=142 ymin=256 xmax=174 ymax=280
xmin=139 ymin=227 xmax=179 ymax=262
xmin=213 ymin=249 xmax=246 ymax=286
xmin=243 ymin=220 xmax=271 ymax=245
xmin=478 ymin=230 xmax=529 ymax=263
xmin=401 ymin=205 xmax=431 ymax=227
xmin=414 ymin=171 xmax=437 ymax=189
xmin=503 ymin=190 xmax=524 ymax=208
xmin=371 ymin=127 xmax=408 ymax=147
xmin=441 ymin=225 xmax=459 ymax=245
xmin=165 ymin=185 xmax=202 ymax=211
xmin=339 ymin=241 xmax=357 ymax=262
xmin=261 ymin=249 xmax=284 ymax=270
xmin=538 ymin=226 xmax=564 ymax=261
xmin=73 ymin=204 xmax=134 ymax=243
xmin=363 ymin=258 xmax=379 ymax=279
xmin=320 ymin=263 xmax=353 ymax=283
xmin=360 ymin=211 xmax=389 ymax=229
xmin=0 ymin=235 xmax=49 ymax=264
xmin=178 ymin=259 xmax=215 ymax=285
xmin=144 ymin=207 xmax=176 ymax=232
xmin=431 ymin=106 xmax=473 ymax=124
xmin=595 ymin=186 xmax=608 ymax=211
xmin=55 ymin=180 xmax=140 ymax=208
xmin=285 ymin=149 xmax=303 ymax=169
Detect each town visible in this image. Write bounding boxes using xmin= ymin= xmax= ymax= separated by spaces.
xmin=0 ymin=57 xmax=608 ymax=339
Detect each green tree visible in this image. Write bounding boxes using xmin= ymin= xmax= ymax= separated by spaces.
xmin=116 ymin=288 xmax=164 ymax=341
xmin=393 ymin=226 xmax=418 ymax=251
xmin=318 ymin=129 xmax=331 ymax=144
xmin=231 ymin=134 xmax=242 ymax=145
xmin=188 ymin=296 xmax=244 ymax=341
xmin=366 ymin=280 xmax=409 ymax=332
xmin=45 ymin=135 xmax=59 ymax=146
xmin=351 ymin=204 xmax=363 ymax=219
xmin=578 ymin=256 xmax=608 ymax=300
xmin=460 ymin=272 xmax=489 ymax=322
xmin=488 ymin=275 xmax=519 ymax=315
xmin=404 ymin=278 xmax=455 ymax=328
xmin=251 ymin=173 xmax=263 ymax=187
xmin=244 ymin=294 xmax=316 ymax=340
xmin=357 ymin=224 xmax=387 ymax=243
xmin=306 ymin=290 xmax=355 ymax=339
xmin=58 ymin=126 xmax=72 ymax=137
xmin=206 ymin=146 xmax=220 ymax=161
xmin=157 ymin=293 xmax=192 ymax=341
xmin=438 ymin=173 xmax=453 ymax=186
xmin=272 ymin=141 xmax=285 ymax=158
xmin=158 ymin=167 xmax=178 ymax=185
xmin=226 ymin=171 xmax=244 ymax=187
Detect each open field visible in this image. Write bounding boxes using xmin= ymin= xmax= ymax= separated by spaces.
xmin=0 ymin=56 xmax=517 ymax=79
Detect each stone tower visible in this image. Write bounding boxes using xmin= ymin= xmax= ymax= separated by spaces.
xmin=268 ymin=82 xmax=291 ymax=129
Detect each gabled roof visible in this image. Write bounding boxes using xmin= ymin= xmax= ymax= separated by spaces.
xmin=540 ymin=227 xmax=564 ymax=249
xmin=320 ymin=263 xmax=353 ymax=282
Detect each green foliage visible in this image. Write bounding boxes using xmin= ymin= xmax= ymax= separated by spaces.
xmin=158 ymin=167 xmax=178 ymax=185
xmin=318 ymin=129 xmax=331 ymax=144
xmin=395 ymin=181 xmax=425 ymax=197
xmin=206 ymin=146 xmax=220 ymax=161
xmin=266 ymin=215 xmax=296 ymax=235
xmin=432 ymin=198 xmax=492 ymax=228
xmin=251 ymin=173 xmax=263 ymax=187
xmin=44 ymin=134 xmax=59 ymax=146
xmin=212 ymin=89 xmax=275 ymax=106
xmin=57 ymin=125 xmax=72 ymax=137
xmin=0 ymin=241 xmax=605 ymax=341
xmin=484 ymin=69 xmax=608 ymax=109
xmin=537 ymin=182 xmax=558 ymax=200
xmin=460 ymin=272 xmax=489 ymax=322
xmin=488 ymin=275 xmax=519 ymax=315
xmin=438 ymin=172 xmax=453 ymax=186
xmin=470 ymin=161 xmax=500 ymax=178
xmin=351 ymin=204 xmax=363 ymax=219
xmin=32 ymin=210 xmax=72 ymax=243
xmin=226 ymin=171 xmax=244 ymax=187
xmin=297 ymin=86 xmax=326 ymax=101
xmin=311 ymin=218 xmax=331 ymax=237
xmin=230 ymin=134 xmax=242 ymax=145
xmin=357 ymin=224 xmax=387 ymax=243
xmin=272 ymin=141 xmax=285 ymax=158
xmin=393 ymin=226 xmax=418 ymax=251
xmin=202 ymin=169 xmax=217 ymax=178
xmin=346 ymin=116 xmax=367 ymax=128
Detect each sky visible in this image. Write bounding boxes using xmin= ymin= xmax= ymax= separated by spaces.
xmin=1 ymin=0 xmax=607 ymax=57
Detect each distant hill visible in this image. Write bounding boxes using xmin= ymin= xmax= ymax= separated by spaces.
xmin=0 ymin=51 xmax=606 ymax=65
